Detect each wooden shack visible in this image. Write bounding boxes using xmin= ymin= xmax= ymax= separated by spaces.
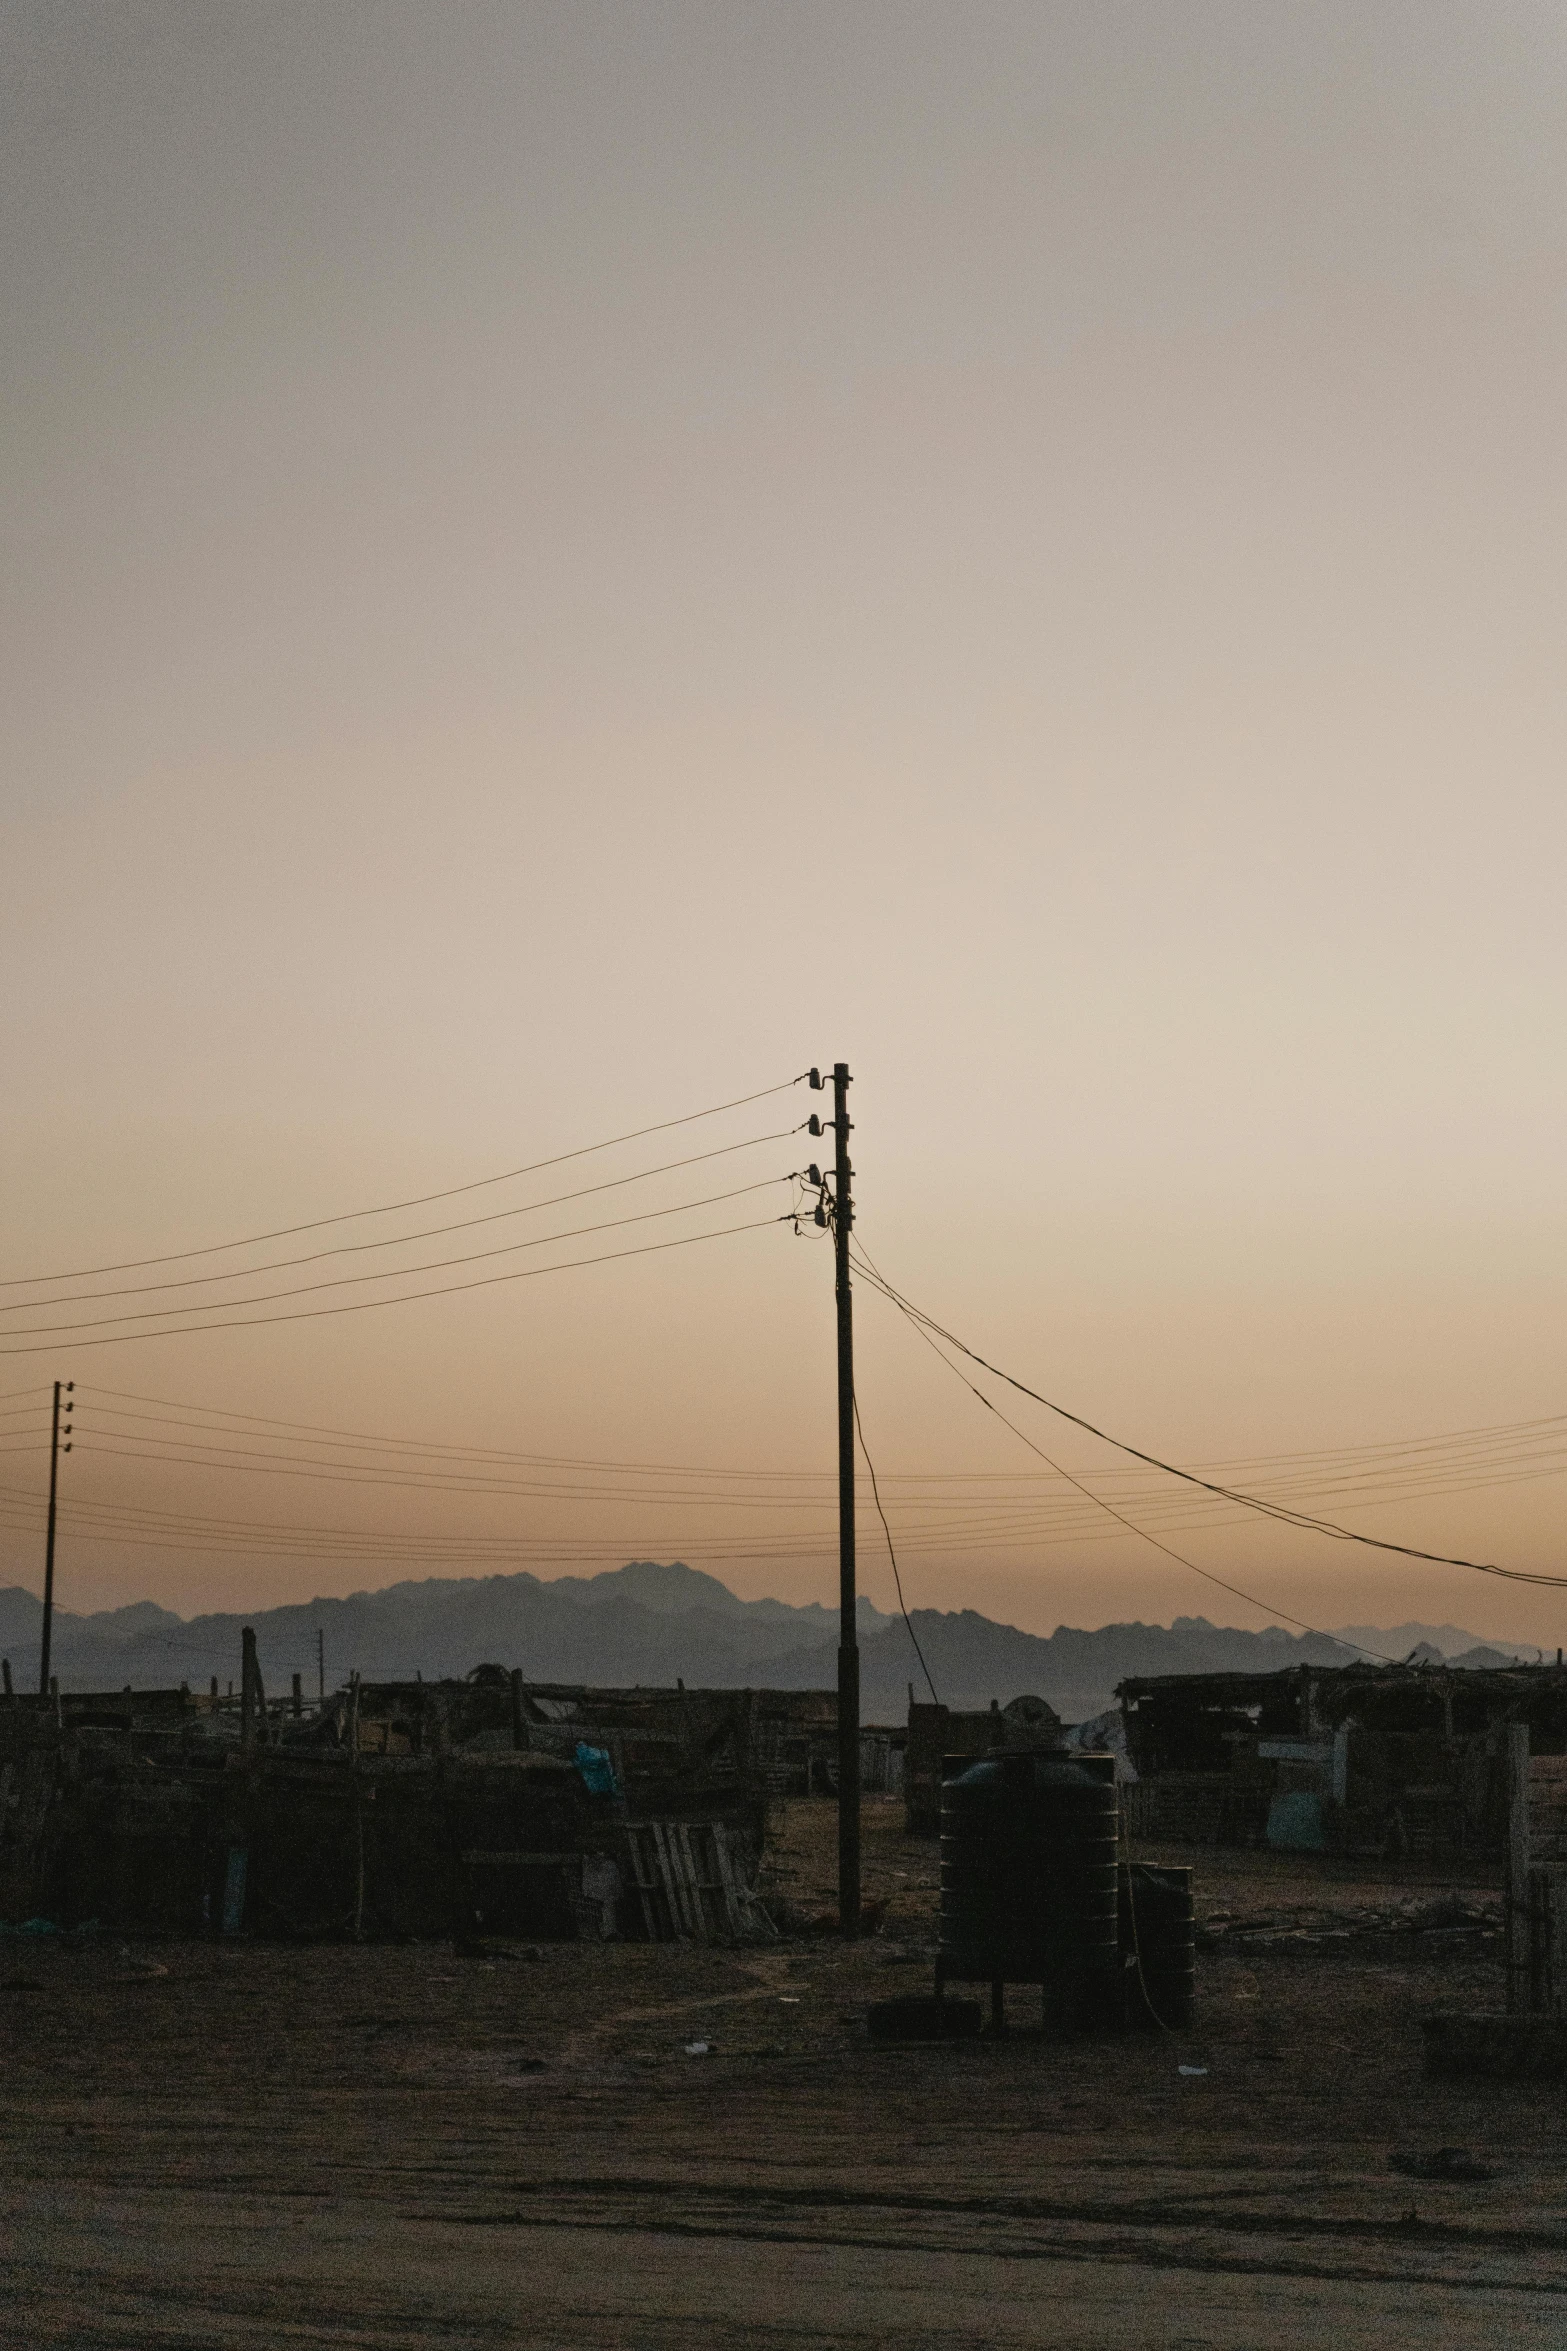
xmin=1119 ymin=1660 xmax=1567 ymax=1856
xmin=0 ymin=1667 xmax=785 ymax=1945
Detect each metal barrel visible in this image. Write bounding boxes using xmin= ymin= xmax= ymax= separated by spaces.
xmin=1120 ymin=1861 xmax=1195 ymax=2029
xmin=937 ymin=1750 xmax=1120 ymax=1988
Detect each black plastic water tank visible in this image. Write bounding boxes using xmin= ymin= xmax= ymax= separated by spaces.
xmin=937 ymin=1750 xmax=1120 ymax=1989
xmin=1120 ymin=1861 xmax=1195 ymax=2029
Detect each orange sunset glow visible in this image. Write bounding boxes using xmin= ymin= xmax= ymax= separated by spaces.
xmin=5 ymin=4 xmax=1565 ymax=1655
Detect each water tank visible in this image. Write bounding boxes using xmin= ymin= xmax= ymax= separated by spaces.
xmin=937 ymin=1750 xmax=1120 ymax=1993
xmin=1120 ymin=1861 xmax=1195 ymax=2028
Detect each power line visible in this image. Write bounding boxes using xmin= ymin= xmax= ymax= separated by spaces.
xmin=850 ymin=1242 xmax=1398 ymax=1661
xmin=0 ymin=1212 xmax=788 ymax=1356
xmin=853 ymin=1391 xmax=938 ymax=1703
xmin=12 ymin=1378 xmax=1566 ymax=1571
xmin=0 ymin=1076 xmax=807 ymax=1286
xmin=61 ymin=1391 xmax=1567 ymax=1504
xmin=0 ymin=1480 xmax=850 ymax=1570
xmin=0 ymin=1178 xmax=795 ymax=1341
xmin=0 ymin=1128 xmax=800 ymax=1311
xmin=851 ymin=1247 xmax=1567 ymax=1594
xmin=62 ymin=1438 xmax=844 ymax=1509
xmin=64 ymin=1382 xmax=1567 ymax=1494
xmin=74 ymin=1385 xmax=838 ymax=1479
xmin=12 ymin=1382 xmax=1566 ymax=1569
xmin=0 ymin=1479 xmax=827 ymax=1545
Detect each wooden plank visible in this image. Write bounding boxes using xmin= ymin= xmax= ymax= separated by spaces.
xmin=709 ymin=1824 xmax=744 ymax=1938
xmin=459 ymin=1850 xmax=572 ymax=1867
xmin=678 ymin=1825 xmax=717 ymax=1939
xmin=646 ymin=1823 xmax=674 ymax=1934
xmin=1534 ymin=1867 xmax=1565 ymax=2013
xmin=693 ymin=1825 xmax=724 ymax=1938
xmin=650 ymin=1823 xmax=691 ymax=1940
xmin=622 ymin=1827 xmax=664 ymax=1943
xmin=670 ymin=1825 xmax=707 ymax=1941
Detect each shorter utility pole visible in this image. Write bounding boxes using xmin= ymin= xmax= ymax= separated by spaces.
xmin=240 ymin=1627 xmax=258 ymax=1752
xmin=38 ymin=1381 xmax=73 ymax=1697
xmin=317 ymin=1625 xmax=325 ymax=1702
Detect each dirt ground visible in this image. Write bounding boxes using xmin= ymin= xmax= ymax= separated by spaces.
xmin=1 ymin=1796 xmax=1562 ymax=2349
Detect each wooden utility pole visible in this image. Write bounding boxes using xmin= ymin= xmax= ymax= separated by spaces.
xmin=829 ymin=1062 xmax=860 ymax=1936
xmin=1507 ymin=1721 xmax=1531 ymax=2015
xmin=348 ymin=1671 xmax=365 ymax=1940
xmin=240 ymin=1627 xmax=258 ymax=1752
xmin=38 ymin=1380 xmax=73 ymax=1696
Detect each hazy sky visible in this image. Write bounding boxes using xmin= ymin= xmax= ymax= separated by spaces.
xmin=4 ymin=2 xmax=1565 ymax=1649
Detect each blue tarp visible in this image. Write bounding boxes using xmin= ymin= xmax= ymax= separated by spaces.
xmin=573 ymin=1742 xmax=619 ymax=1798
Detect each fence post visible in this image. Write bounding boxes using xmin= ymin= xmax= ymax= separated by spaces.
xmin=1507 ymin=1722 xmax=1531 ymax=2015
xmin=240 ymin=1629 xmax=257 ymax=1753
xmin=348 ymin=1671 xmax=364 ymax=1941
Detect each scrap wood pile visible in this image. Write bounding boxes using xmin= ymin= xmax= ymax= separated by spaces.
xmin=0 ymin=1669 xmax=789 ymax=1946
xmin=1196 ymin=1892 xmax=1502 ymax=1955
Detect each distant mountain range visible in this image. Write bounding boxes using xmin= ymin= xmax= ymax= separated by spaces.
xmin=0 ymin=1562 xmax=1536 ymax=1724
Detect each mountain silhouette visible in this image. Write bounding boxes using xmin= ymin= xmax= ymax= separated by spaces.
xmin=0 ymin=1564 xmax=1529 ymax=1722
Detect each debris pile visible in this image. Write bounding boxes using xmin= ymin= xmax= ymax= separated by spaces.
xmin=0 ymin=1665 xmax=815 ymax=1944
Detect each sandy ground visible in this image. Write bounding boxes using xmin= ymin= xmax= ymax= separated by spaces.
xmin=1 ymin=1797 xmax=1561 ymax=2349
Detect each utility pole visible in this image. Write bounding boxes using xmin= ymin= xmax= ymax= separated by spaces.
xmin=38 ymin=1381 xmax=73 ymax=1697
xmin=317 ymin=1625 xmax=325 ymax=1703
xmin=813 ymin=1062 xmax=860 ymax=1936
xmin=240 ymin=1626 xmax=258 ymax=1752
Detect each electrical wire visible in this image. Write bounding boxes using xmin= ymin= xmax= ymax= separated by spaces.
xmin=0 ymin=1128 xmax=800 ymax=1310
xmin=59 ymin=1439 xmax=843 ymax=1509
xmin=62 ymin=1408 xmax=1567 ymax=1526
xmin=14 ymin=1364 xmax=1567 ymax=1584
xmin=851 ymin=1247 xmax=1567 ymax=1594
xmin=0 ymin=1075 xmax=807 ymax=1286
xmin=853 ymin=1390 xmax=938 ymax=1703
xmin=0 ymin=1178 xmax=794 ymax=1340
xmin=0 ymin=1514 xmax=812 ymax=1568
xmin=849 ymin=1241 xmax=1398 ymax=1663
xmin=74 ymin=1385 xmax=838 ymax=1480
xmin=62 ymin=1395 xmax=1374 ymax=1521
xmin=0 ymin=1478 xmax=826 ymax=1546
xmin=0 ymin=1212 xmax=788 ymax=1356
xmin=62 ymin=1386 xmax=1567 ymax=1498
